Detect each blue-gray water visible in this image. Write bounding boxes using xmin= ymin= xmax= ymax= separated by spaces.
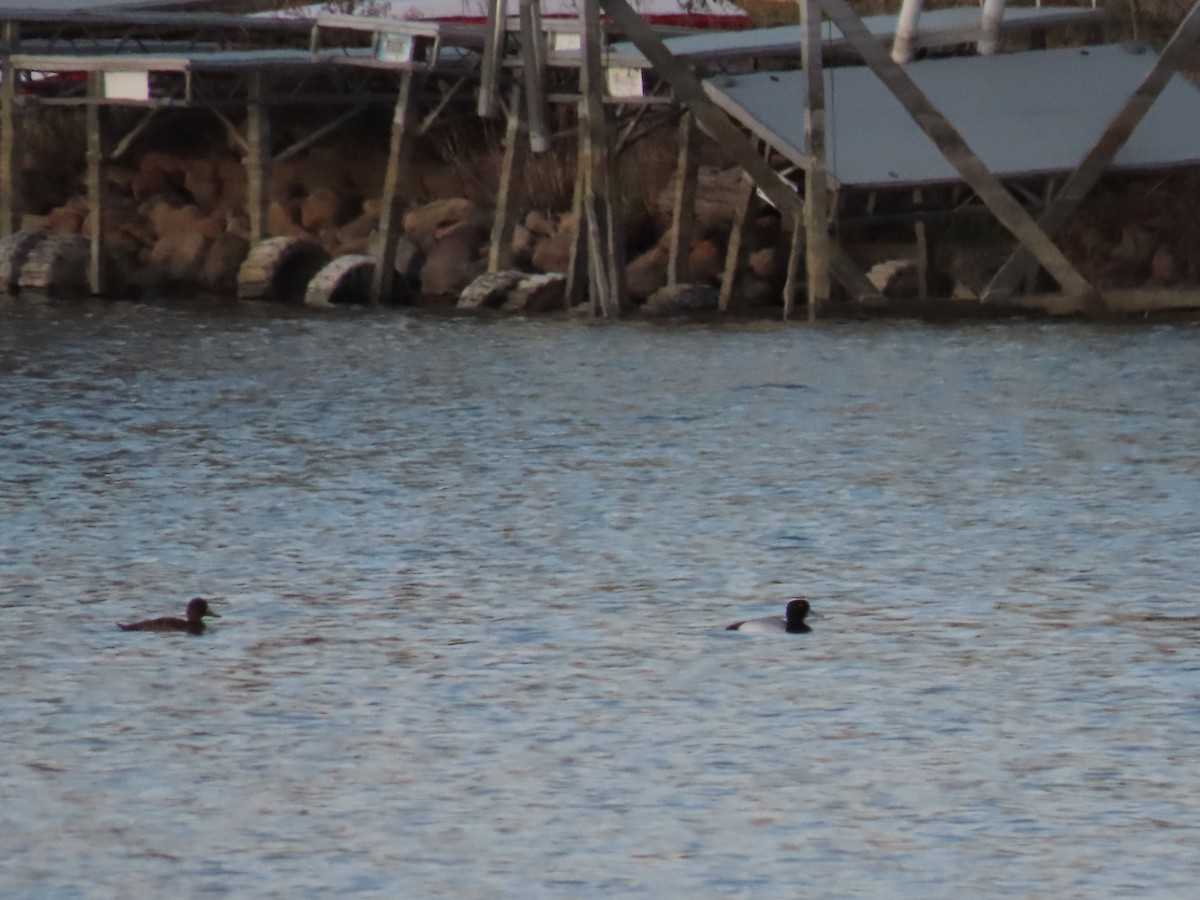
xmin=2 ymin=299 xmax=1200 ymax=897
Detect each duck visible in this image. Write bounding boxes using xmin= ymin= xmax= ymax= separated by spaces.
xmin=726 ymin=598 xmax=811 ymax=634
xmin=118 ymin=597 xmax=220 ymax=636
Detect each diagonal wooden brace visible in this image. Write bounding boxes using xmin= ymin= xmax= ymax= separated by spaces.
xmin=983 ymin=2 xmax=1200 ymax=301
xmin=599 ymin=0 xmax=882 ymax=304
xmin=819 ymin=0 xmax=1098 ymax=304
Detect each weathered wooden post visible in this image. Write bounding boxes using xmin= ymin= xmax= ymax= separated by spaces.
xmin=489 ymin=81 xmax=525 ymax=272
xmin=519 ymin=0 xmax=550 ymax=152
xmin=800 ymin=0 xmax=830 ymax=319
xmin=718 ymin=172 xmax=755 ymax=311
xmin=579 ymin=0 xmax=626 ymax=316
xmin=1 ymin=22 xmax=21 ymax=238
xmin=977 ymin=0 xmax=1007 ymax=56
xmin=86 ymin=72 xmax=108 ymax=296
xmin=564 ymin=147 xmax=589 ymax=307
xmin=891 ymin=0 xmax=923 ymax=64
xmin=370 ymin=70 xmax=415 ymax=305
xmin=598 ymin=0 xmax=880 ymax=305
xmin=244 ymin=71 xmax=270 ymax=245
xmin=667 ymin=111 xmax=698 ymax=285
xmin=478 ymin=0 xmax=506 ymax=118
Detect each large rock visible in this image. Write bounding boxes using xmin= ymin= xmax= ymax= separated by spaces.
xmin=216 ymin=156 xmax=248 ymax=211
xmin=531 ymin=226 xmax=576 ymax=274
xmin=420 ymin=229 xmax=485 ymax=296
xmin=184 ymin=158 xmax=222 ymax=211
xmin=688 ymin=237 xmax=724 ymax=283
xmin=149 ymin=231 xmax=212 ymax=282
xmin=45 ymin=197 xmax=88 ymax=235
xmin=642 ymin=283 xmax=719 ymax=316
xmin=133 ymin=151 xmax=188 ymax=201
xmin=625 ymin=243 xmax=668 ymax=301
xmin=268 ymin=200 xmax=308 ymax=239
xmin=300 ymin=187 xmax=352 ymax=232
xmin=655 ymin=165 xmax=747 ymax=231
xmin=299 ymin=147 xmax=353 ymax=195
xmin=337 ymin=211 xmax=377 ymax=244
xmin=147 ymin=200 xmax=205 ymax=239
xmin=202 ymin=234 xmax=250 ymax=293
xmin=403 ymin=198 xmax=483 ymax=252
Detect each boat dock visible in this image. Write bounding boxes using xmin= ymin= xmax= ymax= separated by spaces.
xmin=3 ymin=0 xmax=1200 ymax=317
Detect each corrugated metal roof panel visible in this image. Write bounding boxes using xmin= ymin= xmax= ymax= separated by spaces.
xmin=704 ymin=44 xmax=1200 ymax=189
xmin=607 ymin=5 xmax=1108 ymax=65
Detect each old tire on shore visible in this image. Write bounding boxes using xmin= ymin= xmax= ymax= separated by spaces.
xmin=236 ymin=236 xmax=329 ymax=302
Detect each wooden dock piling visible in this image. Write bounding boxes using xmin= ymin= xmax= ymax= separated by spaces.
xmin=244 ymin=71 xmax=270 ymax=246
xmin=370 ymin=70 xmax=415 ymax=305
xmin=800 ymin=0 xmax=830 ymax=319
xmin=666 ymin=112 xmax=698 ymax=286
xmin=85 ymin=72 xmax=107 ymax=296
xmin=0 ymin=22 xmax=19 ymax=239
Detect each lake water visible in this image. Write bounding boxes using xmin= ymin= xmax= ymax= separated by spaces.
xmin=2 ymin=299 xmax=1200 ymax=897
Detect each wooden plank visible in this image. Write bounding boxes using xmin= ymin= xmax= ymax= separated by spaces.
xmin=667 ymin=111 xmax=698 ymax=285
xmin=598 ymin=0 xmax=881 ymax=305
xmin=983 ymin=2 xmax=1200 ymax=301
xmin=800 ymin=0 xmax=830 ymax=320
xmin=86 ymin=72 xmax=107 ymax=296
xmin=489 ymin=82 xmax=525 ymax=273
xmin=818 ymin=0 xmax=1096 ymax=303
xmin=519 ymin=0 xmax=551 ymax=152
xmin=0 ymin=22 xmax=20 ymax=238
xmin=370 ymin=71 xmax=414 ymax=305
xmin=581 ymin=0 xmax=625 ymax=317
xmin=245 ymin=70 xmax=269 ymax=245
xmin=478 ymin=0 xmax=505 ymax=118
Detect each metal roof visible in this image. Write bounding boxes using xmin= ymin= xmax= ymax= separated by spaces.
xmin=605 ymin=5 xmax=1109 ymax=67
xmin=703 ymin=43 xmax=1200 ymax=189
xmin=0 ymin=0 xmax=199 ymax=12
xmin=10 ymin=46 xmax=362 ymax=73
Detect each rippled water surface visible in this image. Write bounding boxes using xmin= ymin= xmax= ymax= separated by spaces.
xmin=3 ymin=299 xmax=1200 ymax=897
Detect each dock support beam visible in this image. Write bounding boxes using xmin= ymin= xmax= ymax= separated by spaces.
xmin=800 ymin=0 xmax=831 ymax=319
xmin=977 ymin=0 xmax=1007 ymax=56
xmin=1 ymin=22 xmax=21 ymax=238
xmin=818 ymin=0 xmax=1097 ymax=305
xmin=983 ymin=1 xmax=1200 ymax=301
xmin=580 ymin=0 xmax=626 ymax=317
xmin=245 ymin=72 xmax=270 ymax=245
xmin=489 ymin=82 xmax=525 ymax=272
xmin=719 ymin=172 xmax=754 ymax=311
xmin=891 ymin=0 xmax=923 ymax=64
xmin=599 ymin=0 xmax=880 ymax=308
xmin=667 ymin=112 xmax=698 ymax=285
xmin=478 ymin=0 xmax=505 ymax=118
xmin=565 ymin=147 xmax=589 ymax=308
xmin=86 ymin=72 xmax=108 ymax=296
xmin=519 ymin=0 xmax=550 ymax=152
xmin=371 ymin=71 xmax=415 ymax=305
